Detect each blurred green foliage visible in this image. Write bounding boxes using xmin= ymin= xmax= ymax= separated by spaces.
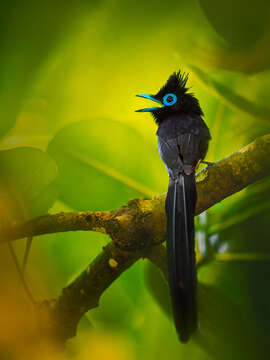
xmin=1 ymin=1 xmax=270 ymax=359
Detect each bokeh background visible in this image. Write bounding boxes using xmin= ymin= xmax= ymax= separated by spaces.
xmin=1 ymin=0 xmax=270 ymax=359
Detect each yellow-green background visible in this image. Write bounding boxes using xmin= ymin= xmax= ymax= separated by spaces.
xmin=1 ymin=1 xmax=270 ymax=359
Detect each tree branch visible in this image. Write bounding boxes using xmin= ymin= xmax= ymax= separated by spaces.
xmin=41 ymin=243 xmax=168 ymax=342
xmin=3 ymin=133 xmax=270 ymax=342
xmin=41 ymin=241 xmax=142 ymax=341
xmin=1 ymin=133 xmax=270 ymax=250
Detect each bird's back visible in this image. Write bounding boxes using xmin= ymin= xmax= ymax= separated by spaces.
xmin=157 ymin=113 xmax=211 ymax=175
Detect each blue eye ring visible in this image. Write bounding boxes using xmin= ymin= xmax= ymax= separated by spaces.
xmin=163 ymin=93 xmax=178 ymax=106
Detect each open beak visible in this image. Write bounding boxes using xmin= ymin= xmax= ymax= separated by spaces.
xmin=135 ymin=94 xmax=163 ymax=112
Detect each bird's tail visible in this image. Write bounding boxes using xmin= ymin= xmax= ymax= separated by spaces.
xmin=165 ymin=173 xmax=197 ymax=343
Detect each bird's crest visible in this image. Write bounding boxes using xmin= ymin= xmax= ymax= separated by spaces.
xmin=157 ymin=71 xmax=189 ymax=97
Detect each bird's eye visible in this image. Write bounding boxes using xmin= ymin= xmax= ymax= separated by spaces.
xmin=163 ymin=93 xmax=177 ymax=106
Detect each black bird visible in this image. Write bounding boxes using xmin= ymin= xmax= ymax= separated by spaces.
xmin=136 ymin=71 xmax=211 ymax=342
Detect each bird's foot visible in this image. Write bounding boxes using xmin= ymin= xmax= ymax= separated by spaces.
xmin=201 ymin=161 xmax=215 ymax=170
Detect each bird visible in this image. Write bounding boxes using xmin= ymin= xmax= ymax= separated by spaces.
xmin=136 ymin=71 xmax=211 ymax=342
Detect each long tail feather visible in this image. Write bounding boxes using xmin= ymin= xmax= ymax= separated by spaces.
xmin=166 ymin=173 xmax=197 ymax=342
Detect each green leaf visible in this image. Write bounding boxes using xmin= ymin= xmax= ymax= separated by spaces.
xmin=0 ymin=113 xmax=17 ymax=140
xmin=47 ymin=119 xmax=166 ymax=211
xmin=0 ymin=1 xmax=101 ymax=138
xmin=197 ymin=263 xmax=269 ymax=359
xmin=199 ymin=0 xmax=270 ymax=49
xmin=190 ymin=65 xmax=270 ymax=122
xmin=144 ymin=261 xmax=172 ymax=317
xmin=0 ymin=147 xmax=57 ymax=223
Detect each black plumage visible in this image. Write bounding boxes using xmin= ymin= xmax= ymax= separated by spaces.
xmin=136 ymin=71 xmax=211 ymax=342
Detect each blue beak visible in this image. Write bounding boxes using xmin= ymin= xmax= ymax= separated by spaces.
xmin=135 ymin=94 xmax=163 ymax=112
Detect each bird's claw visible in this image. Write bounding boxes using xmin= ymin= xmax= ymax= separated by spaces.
xmin=201 ymin=161 xmax=215 ymax=169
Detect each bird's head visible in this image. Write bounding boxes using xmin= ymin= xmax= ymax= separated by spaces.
xmin=136 ymin=71 xmax=203 ymax=124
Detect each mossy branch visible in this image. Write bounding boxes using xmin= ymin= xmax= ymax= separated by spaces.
xmin=1 ymin=133 xmax=270 ymax=249
xmin=2 ymin=133 xmax=270 ymax=342
xmin=40 ymin=241 xmax=142 ymax=341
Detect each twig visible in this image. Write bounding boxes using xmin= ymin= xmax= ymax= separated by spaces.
xmin=7 ymin=242 xmax=36 ymax=304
